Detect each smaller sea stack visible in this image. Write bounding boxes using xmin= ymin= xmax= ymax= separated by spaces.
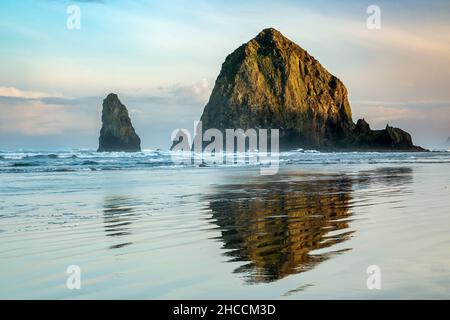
xmin=98 ymin=93 xmax=141 ymax=152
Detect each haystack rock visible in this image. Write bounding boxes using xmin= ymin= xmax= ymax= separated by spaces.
xmin=197 ymin=28 xmax=425 ymax=151
xmin=98 ymin=93 xmax=141 ymax=152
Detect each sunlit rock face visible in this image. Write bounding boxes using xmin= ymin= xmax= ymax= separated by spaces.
xmin=98 ymin=93 xmax=141 ymax=152
xmin=199 ymin=28 xmax=424 ymax=151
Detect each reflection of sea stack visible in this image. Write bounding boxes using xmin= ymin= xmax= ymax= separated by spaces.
xmin=206 ymin=175 xmax=354 ymax=283
xmin=206 ymin=168 xmax=412 ymax=284
xmin=199 ymin=28 xmax=425 ymax=151
xmin=98 ymin=93 xmax=141 ymax=152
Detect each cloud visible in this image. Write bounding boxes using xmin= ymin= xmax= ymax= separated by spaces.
xmin=351 ymin=99 xmax=450 ymax=127
xmin=0 ymin=87 xmax=96 ymax=135
xmin=342 ymin=24 xmax=450 ymax=60
xmin=351 ymin=99 xmax=450 ymax=107
xmin=353 ymin=105 xmax=418 ymax=124
xmin=0 ymin=86 xmax=63 ymax=99
xmin=0 ymin=82 xmax=208 ymax=147
xmin=0 ymin=100 xmax=96 ymax=135
xmin=158 ymin=79 xmax=212 ymax=104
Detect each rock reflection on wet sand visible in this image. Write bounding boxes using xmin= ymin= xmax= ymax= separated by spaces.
xmin=103 ymin=196 xmax=141 ymax=250
xmin=206 ymin=167 xmax=412 ymax=283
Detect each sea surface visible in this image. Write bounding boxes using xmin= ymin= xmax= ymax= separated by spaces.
xmin=0 ymin=149 xmax=449 ymax=299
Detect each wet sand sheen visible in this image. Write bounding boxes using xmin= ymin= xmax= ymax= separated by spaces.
xmin=0 ymin=157 xmax=449 ymax=299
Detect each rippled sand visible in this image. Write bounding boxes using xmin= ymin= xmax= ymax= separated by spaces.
xmin=0 ymin=153 xmax=449 ymax=299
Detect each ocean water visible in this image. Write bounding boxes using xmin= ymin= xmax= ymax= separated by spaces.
xmin=0 ymin=150 xmax=449 ymax=299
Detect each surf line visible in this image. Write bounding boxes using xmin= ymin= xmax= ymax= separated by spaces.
xmin=170 ymin=121 xmax=280 ymax=175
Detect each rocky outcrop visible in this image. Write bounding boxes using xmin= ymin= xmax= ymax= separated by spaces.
xmin=98 ymin=93 xmax=141 ymax=152
xmin=198 ymin=28 xmax=425 ymax=151
xmin=349 ymin=120 xmax=419 ymax=151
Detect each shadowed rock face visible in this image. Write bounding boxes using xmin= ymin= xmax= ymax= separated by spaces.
xmin=98 ymin=93 xmax=141 ymax=152
xmin=351 ymin=120 xmax=417 ymax=150
xmin=199 ymin=28 xmax=425 ymax=151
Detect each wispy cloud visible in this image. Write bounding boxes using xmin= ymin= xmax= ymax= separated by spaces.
xmin=351 ymin=99 xmax=450 ymax=107
xmin=354 ymin=105 xmax=420 ymax=123
xmin=0 ymin=83 xmax=208 ymax=146
xmin=158 ymin=79 xmax=212 ymax=104
xmin=0 ymin=99 xmax=95 ymax=135
xmin=342 ymin=24 xmax=450 ymax=60
xmin=0 ymin=86 xmax=97 ymax=135
xmin=0 ymin=86 xmax=63 ymax=100
xmin=1 ymin=1 xmax=449 ymax=149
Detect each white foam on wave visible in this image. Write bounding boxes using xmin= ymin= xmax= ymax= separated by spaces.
xmin=1 ymin=149 xmax=450 ymax=173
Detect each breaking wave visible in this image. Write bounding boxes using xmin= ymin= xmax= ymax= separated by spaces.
xmin=0 ymin=149 xmax=449 ymax=173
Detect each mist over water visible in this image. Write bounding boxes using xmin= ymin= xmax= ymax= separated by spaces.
xmin=0 ymin=151 xmax=449 ymax=298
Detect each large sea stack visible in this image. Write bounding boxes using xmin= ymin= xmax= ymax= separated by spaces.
xmin=98 ymin=93 xmax=141 ymax=152
xmin=198 ymin=28 xmax=424 ymax=151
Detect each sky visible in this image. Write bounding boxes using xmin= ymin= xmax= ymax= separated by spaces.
xmin=0 ymin=0 xmax=449 ymax=150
